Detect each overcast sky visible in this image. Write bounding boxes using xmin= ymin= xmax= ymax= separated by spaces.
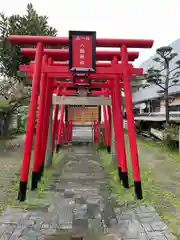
xmin=1 ymin=0 xmax=180 ymax=66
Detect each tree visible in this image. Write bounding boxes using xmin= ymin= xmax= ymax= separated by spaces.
xmin=145 ymin=46 xmax=180 ymax=123
xmin=0 ymin=3 xmax=58 ymax=135
xmin=0 ymin=3 xmax=57 ymax=78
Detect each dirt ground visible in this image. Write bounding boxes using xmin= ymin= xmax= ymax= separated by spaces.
xmin=125 ymin=136 xmax=180 ymax=238
xmin=0 ymin=135 xmax=25 ymax=213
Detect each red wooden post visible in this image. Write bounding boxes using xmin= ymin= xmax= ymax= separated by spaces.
xmin=56 ymin=119 xmax=59 ymax=137
xmin=121 ymin=45 xmax=142 ymax=199
xmin=103 ymin=105 xmax=109 ymax=147
xmin=96 ymin=121 xmax=98 ymax=143
xmin=66 ymin=122 xmax=69 ymax=142
xmin=67 ymin=122 xmax=69 ymax=142
xmin=67 ymin=122 xmax=71 ymax=142
xmin=64 ymin=122 xmax=67 ymax=143
xmin=31 ymin=54 xmax=48 ymax=190
xmin=70 ymin=121 xmax=73 ymax=142
xmin=94 ymin=120 xmax=97 ymax=144
xmin=68 ymin=121 xmax=72 ymax=142
xmin=103 ymin=89 xmax=111 ymax=153
xmin=39 ymin=58 xmax=53 ymax=176
xmin=106 ymin=105 xmax=111 ymax=153
xmin=111 ymin=77 xmax=122 ymax=181
xmin=56 ymin=105 xmax=65 ymax=152
xmin=52 ymin=87 xmax=61 ymax=152
xmin=62 ymin=121 xmax=65 ymax=142
xmin=65 ymin=122 xmax=67 ymax=142
xmin=55 ymin=118 xmax=59 ymax=139
xmin=68 ymin=122 xmax=70 ymax=142
xmin=113 ymin=74 xmax=129 ymax=188
xmin=18 ymin=42 xmax=43 ymax=201
xmin=97 ymin=121 xmax=100 ymax=142
xmin=95 ymin=122 xmax=97 ymax=143
xmin=69 ymin=122 xmax=71 ymax=142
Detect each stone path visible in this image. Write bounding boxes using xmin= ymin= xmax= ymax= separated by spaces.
xmin=0 ymin=145 xmax=177 ymax=239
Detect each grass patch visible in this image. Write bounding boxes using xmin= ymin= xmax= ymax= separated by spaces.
xmin=0 ymin=135 xmax=17 ymax=141
xmin=0 ymin=133 xmax=25 ymax=143
xmin=5 ymin=151 xmax=65 ymax=211
xmin=0 ymin=99 xmax=10 ymax=110
xmin=0 ymin=172 xmax=20 ymax=215
xmin=136 ymin=136 xmax=180 ymax=163
xmin=124 ymin=130 xmax=180 ymax=163
xmin=101 ymin=151 xmax=180 ymax=238
xmin=0 ymin=99 xmax=10 ymax=107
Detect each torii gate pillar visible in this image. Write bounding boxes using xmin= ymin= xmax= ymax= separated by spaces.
xmin=121 ymin=44 xmax=142 ymax=199
xmin=18 ymin=43 xmax=44 ymax=201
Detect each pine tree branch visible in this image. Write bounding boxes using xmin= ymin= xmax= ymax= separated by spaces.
xmin=154 ymin=82 xmax=166 ymax=91
xmin=169 ymin=67 xmax=180 ymax=73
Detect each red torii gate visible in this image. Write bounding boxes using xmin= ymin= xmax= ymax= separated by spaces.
xmin=19 ymin=49 xmax=143 ymax=91
xmin=19 ymin=54 xmax=143 ymax=88
xmin=20 ymin=64 xmax=142 ymax=83
xmin=19 ymin=51 xmax=143 ymax=192
xmin=51 ymin=87 xmax=109 ymax=155
xmin=8 ymin=32 xmax=153 ymax=202
xmin=22 ymin=62 xmax=114 ymax=161
xmin=20 ymin=48 xmax=139 ymax=62
xmin=8 ymin=35 xmax=153 ymax=47
xmin=23 ymin=65 xmax=135 ymax=194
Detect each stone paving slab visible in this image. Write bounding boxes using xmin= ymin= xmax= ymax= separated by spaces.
xmin=0 ymin=146 xmax=177 ymax=240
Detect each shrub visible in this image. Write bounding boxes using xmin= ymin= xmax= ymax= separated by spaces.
xmin=95 ymin=124 xmax=106 ymax=150
xmin=96 ymin=140 xmax=106 ymax=150
xmin=99 ymin=124 xmax=105 ymax=141
xmin=163 ymin=123 xmax=179 ymax=150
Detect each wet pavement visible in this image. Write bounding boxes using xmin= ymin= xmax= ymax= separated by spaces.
xmin=0 ymin=145 xmax=177 ymax=239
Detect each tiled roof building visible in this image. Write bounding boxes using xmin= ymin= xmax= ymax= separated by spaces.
xmin=132 ymin=38 xmax=180 ymax=103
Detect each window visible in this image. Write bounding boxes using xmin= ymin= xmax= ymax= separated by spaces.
xmin=168 ymin=105 xmax=180 ymax=112
xmin=151 ymin=99 xmax=160 ymax=112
